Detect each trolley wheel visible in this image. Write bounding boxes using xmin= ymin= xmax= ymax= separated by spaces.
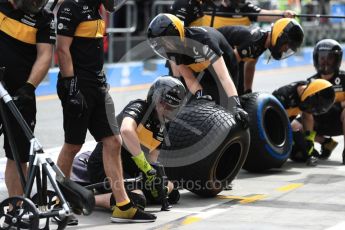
xmin=31 ymin=190 xmax=59 ymax=209
xmin=0 ymin=196 xmax=39 ymax=229
xmin=31 ymin=190 xmax=69 ymax=230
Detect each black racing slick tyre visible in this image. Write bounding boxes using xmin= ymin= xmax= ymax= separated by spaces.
xmin=240 ymin=92 xmax=292 ymax=172
xmin=159 ymin=99 xmax=250 ymax=197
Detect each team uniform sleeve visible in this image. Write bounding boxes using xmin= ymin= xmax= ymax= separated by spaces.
xmin=204 ymin=31 xmax=225 ymax=64
xmin=272 ymin=87 xmax=288 ymax=109
xmin=122 ymin=101 xmax=148 ymax=125
xmin=56 ymin=1 xmax=79 ymax=37
xmin=235 ymin=28 xmax=267 ymax=60
xmin=36 ymin=11 xmax=56 ymax=44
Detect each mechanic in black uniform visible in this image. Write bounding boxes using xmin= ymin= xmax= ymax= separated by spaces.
xmin=0 ymin=0 xmax=55 ymax=200
xmin=55 ymin=0 xmax=156 ymax=223
xmin=170 ymin=0 xmax=296 ymax=94
xmin=170 ymin=0 xmax=295 ymax=27
xmin=87 ymin=76 xmax=186 ymax=206
xmin=303 ymin=39 xmax=345 ymax=163
xmin=217 ymin=18 xmax=304 ymax=93
xmin=170 ymin=0 xmax=205 ymax=27
xmin=147 ymin=13 xmax=249 ymax=129
xmin=272 ymin=79 xmax=335 ymax=166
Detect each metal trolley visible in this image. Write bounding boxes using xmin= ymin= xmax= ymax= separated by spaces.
xmin=0 ymin=67 xmax=95 ymax=230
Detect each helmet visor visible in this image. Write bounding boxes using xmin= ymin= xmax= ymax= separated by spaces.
xmin=148 ymin=38 xmax=169 ymax=60
xmin=299 ymin=88 xmax=335 ymax=115
xmin=274 ymin=43 xmax=296 ymax=60
xmin=157 ymin=99 xmax=179 ymax=121
xmin=158 ymin=90 xmax=184 ymax=120
xmin=279 ymin=47 xmax=296 ymax=60
xmin=316 ymin=50 xmax=339 ymax=75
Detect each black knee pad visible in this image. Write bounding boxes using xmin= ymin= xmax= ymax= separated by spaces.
xmin=168 ymin=189 xmax=180 ymax=204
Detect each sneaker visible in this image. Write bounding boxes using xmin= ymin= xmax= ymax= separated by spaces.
xmin=110 ymin=203 xmax=156 ymax=223
xmin=306 ymin=156 xmax=318 ymax=166
xmin=319 ymin=138 xmax=338 ymax=159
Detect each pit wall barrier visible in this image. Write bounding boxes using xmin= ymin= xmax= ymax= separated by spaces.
xmin=37 ymin=46 xmax=344 ymax=96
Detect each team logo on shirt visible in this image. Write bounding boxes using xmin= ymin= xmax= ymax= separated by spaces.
xmin=335 ymin=77 xmax=341 ymax=85
xmin=193 ymin=46 xmax=199 ymax=55
xmin=58 ymin=23 xmax=64 ymax=30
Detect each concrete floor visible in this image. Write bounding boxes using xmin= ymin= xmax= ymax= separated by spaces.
xmin=1 ymin=64 xmax=345 ymax=230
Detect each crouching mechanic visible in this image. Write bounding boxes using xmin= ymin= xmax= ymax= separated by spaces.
xmin=218 ymin=18 xmax=304 ymax=94
xmin=0 ymin=0 xmax=55 ymax=199
xmin=55 ymin=0 xmax=156 ymax=223
xmin=147 ymin=13 xmax=249 ymax=129
xmin=87 ymin=76 xmax=186 ymax=207
xmin=304 ymin=39 xmax=345 ymax=163
xmin=272 ymin=79 xmax=335 ymax=166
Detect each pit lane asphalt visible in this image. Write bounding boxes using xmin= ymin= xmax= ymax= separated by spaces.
xmin=1 ymin=64 xmax=345 ymax=230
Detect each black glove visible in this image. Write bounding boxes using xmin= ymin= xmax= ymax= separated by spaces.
xmin=57 ymin=76 xmax=87 ymax=118
xmin=13 ymin=82 xmax=36 ymax=112
xmin=227 ymin=96 xmax=249 ymax=129
xmin=195 ymin=89 xmax=212 ymax=101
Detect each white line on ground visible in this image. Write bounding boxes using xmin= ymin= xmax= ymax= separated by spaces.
xmin=325 ymin=222 xmax=345 ymax=230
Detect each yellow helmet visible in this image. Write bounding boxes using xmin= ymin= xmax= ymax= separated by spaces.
xmin=299 ymin=79 xmax=335 ymax=115
xmin=147 ymin=13 xmax=185 ymax=59
xmin=269 ymin=18 xmax=304 ymax=60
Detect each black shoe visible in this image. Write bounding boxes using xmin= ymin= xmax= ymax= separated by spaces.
xmin=110 ymin=192 xmax=147 ymax=211
xmin=306 ymin=156 xmax=318 ymax=166
xmin=319 ymin=138 xmax=338 ymax=159
xmin=168 ymin=189 xmax=180 ymax=204
xmin=342 ymin=149 xmax=345 ymax=165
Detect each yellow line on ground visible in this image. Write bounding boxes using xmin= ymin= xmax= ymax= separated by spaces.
xmin=37 ymin=94 xmax=58 ymax=101
xmin=239 ymin=195 xmax=267 ymax=204
xmin=217 ymin=195 xmax=247 ymax=200
xmin=36 ymin=84 xmax=152 ymax=102
xmin=182 ymin=216 xmax=202 ymax=225
xmin=276 ymin=183 xmax=303 ymax=192
xmin=217 ymin=194 xmax=267 ymax=204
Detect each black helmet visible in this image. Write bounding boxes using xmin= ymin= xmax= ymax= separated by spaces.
xmin=13 ymin=0 xmax=48 ymax=14
xmin=147 ymin=13 xmax=185 ymax=59
xmin=299 ymin=79 xmax=335 ymax=115
xmin=313 ymin=39 xmax=343 ymax=75
xmin=147 ymin=76 xmax=186 ymax=121
xmin=269 ymin=18 xmax=304 ymax=60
